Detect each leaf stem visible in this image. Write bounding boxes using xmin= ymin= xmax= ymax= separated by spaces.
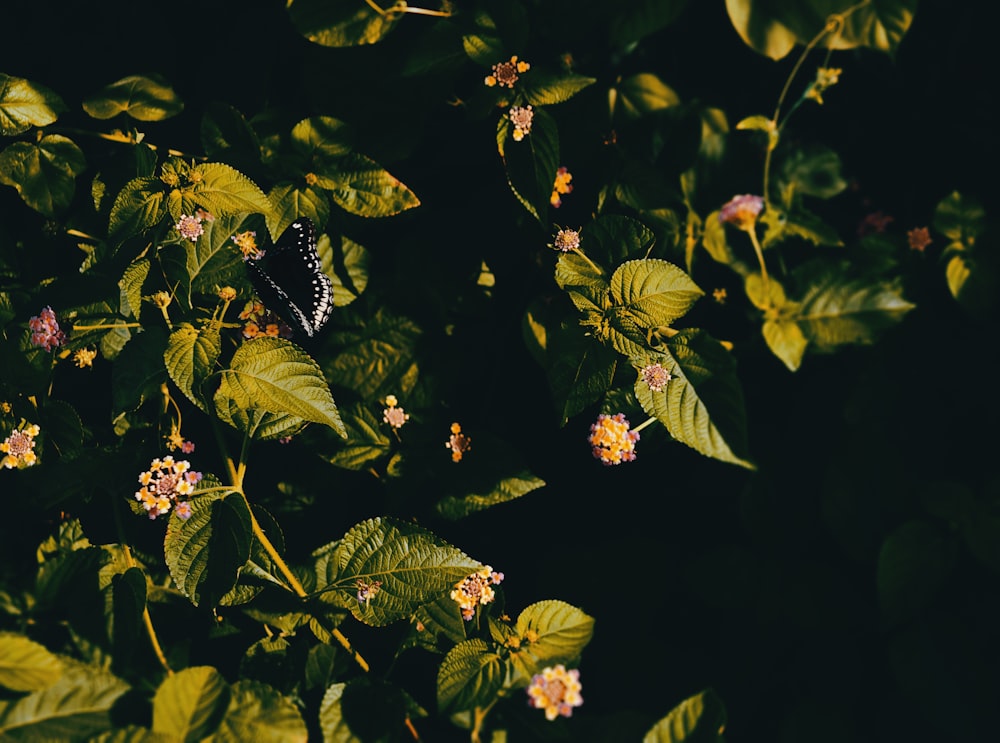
xmin=745 ymin=225 xmax=769 ymax=305
xmin=571 ymin=246 xmax=604 ymax=277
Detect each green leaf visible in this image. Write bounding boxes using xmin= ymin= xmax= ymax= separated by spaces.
xmin=112 ymin=326 xmax=167 ymax=416
xmin=0 ymin=73 xmax=66 ymax=135
xmin=322 ymin=402 xmax=392 ymax=471
xmin=312 ymin=517 xmax=482 ymax=627
xmin=777 ymin=144 xmax=847 ymax=199
xmin=611 ymin=73 xmax=681 ymax=120
xmin=108 ymin=176 xmax=167 ymax=243
xmin=325 ymin=233 xmax=369 ymax=307
xmin=511 ymin=600 xmax=595 ymax=673
xmin=267 ymin=183 xmax=331 ymax=240
xmin=795 ymin=266 xmax=915 ymax=351
xmin=324 ymin=309 xmax=422 ymax=399
xmin=181 ymin=162 xmax=270 ymax=219
xmin=315 ymin=152 xmax=420 ymax=218
xmin=111 ymin=568 xmax=147 ymax=676
xmin=0 ymin=633 xmax=63 ymax=692
xmin=0 ymin=135 xmax=86 ymax=217
xmin=0 ymin=660 xmax=129 ymax=740
xmin=610 ymin=259 xmax=704 ymax=329
xmin=317 ymin=683 xmax=359 ymax=743
xmin=160 ymin=214 xmax=251 ymax=304
xmin=522 ymin=71 xmax=597 ymax=106
xmin=725 ymin=0 xmax=918 ymax=61
xmin=933 ymin=190 xmax=984 ymax=253
xmin=152 ymin=666 xmax=230 ymax=742
xmin=200 ymin=102 xmax=261 ymax=160
xmin=762 ymin=318 xmax=808 ymax=371
xmin=287 ymin=0 xmax=401 ymax=46
xmin=207 ymin=680 xmax=308 ymax=742
xmin=877 ymin=520 xmax=957 ymax=628
xmin=610 ymin=0 xmax=690 ymax=46
xmin=547 ymin=324 xmax=619 ymax=425
xmin=120 ymin=258 xmax=150 ymax=318
xmin=497 ymin=106 xmax=559 ymax=224
xmin=436 ymin=470 xmax=546 ymax=520
xmin=290 ymin=115 xmax=355 ymax=161
xmin=436 ymin=639 xmax=505 ymax=714
xmin=215 ymin=337 xmax=345 ymax=438
xmin=82 ymin=75 xmax=184 ymax=121
xmin=634 ymin=332 xmax=755 ymax=469
xmin=40 ymin=399 xmax=84 ymax=458
xmin=643 ymin=688 xmax=728 ymax=743
xmin=164 ymin=490 xmax=253 ymax=607
xmin=88 ymin=726 xmax=178 ymax=742
xmin=164 ymin=323 xmax=221 ymax=413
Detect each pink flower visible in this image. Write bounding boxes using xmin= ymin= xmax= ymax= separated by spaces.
xmin=29 ymin=306 xmax=67 ymax=351
xmin=718 ymin=195 xmax=764 ymax=232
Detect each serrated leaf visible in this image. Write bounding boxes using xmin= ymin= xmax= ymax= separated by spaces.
xmin=200 ymin=102 xmax=261 ymax=160
xmin=436 ymin=470 xmax=546 ymax=520
xmin=0 ymin=660 xmax=129 ymax=740
xmin=324 ymin=309 xmax=421 ymax=399
xmin=120 ymin=259 xmax=150 ymax=318
xmin=643 ymin=688 xmax=727 ymax=743
xmin=288 ymin=0 xmax=401 ymax=46
xmin=317 ymin=683 xmax=359 ymax=743
xmin=163 ymin=324 xmax=221 ymax=413
xmin=315 ymin=152 xmax=420 ymax=218
xmin=161 ymin=214 xmax=251 ymax=303
xmin=267 ymin=183 xmax=331 ymax=240
xmin=109 ymin=326 xmax=168 ymax=415
xmin=436 ymin=639 xmax=505 ymax=714
xmin=0 ymin=633 xmax=63 ymax=692
xmin=0 ymin=135 xmax=86 ymax=217
xmin=108 ymin=176 xmax=167 ymax=243
xmin=547 ymin=324 xmax=619 ymax=425
xmin=290 ymin=115 xmax=354 ymax=161
xmin=612 ymin=73 xmax=681 ymax=120
xmin=635 ymin=332 xmax=755 ymax=469
xmin=522 ymin=71 xmax=596 ymax=106
xmin=181 ymin=162 xmax=270 ymax=219
xmin=215 ymin=337 xmax=345 ymax=437
xmin=512 ymin=600 xmax=595 ymax=671
xmin=322 ymin=402 xmax=392 ymax=471
xmin=497 ymin=106 xmax=559 ymax=224
xmin=0 ymin=73 xmax=66 ymax=134
xmin=313 ymin=517 xmax=482 ymax=626
xmin=611 ymin=259 xmax=703 ymax=323
xmin=88 ymin=726 xmax=177 ymax=742
xmin=152 ymin=666 xmax=230 ymax=742
xmin=324 ymin=233 xmax=369 ymax=307
xmin=796 ymin=269 xmax=915 ymax=351
xmin=207 ymin=680 xmax=308 ymax=742
xmin=82 ymin=75 xmax=183 ymax=121
xmin=164 ymin=489 xmax=252 ymax=607
xmin=725 ymin=0 xmax=917 ymax=60
xmin=40 ymin=399 xmax=84 ymax=457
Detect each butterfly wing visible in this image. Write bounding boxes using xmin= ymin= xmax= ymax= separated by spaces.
xmin=246 ymin=218 xmax=334 ymax=338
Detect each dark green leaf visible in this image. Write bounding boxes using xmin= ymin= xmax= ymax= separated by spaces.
xmin=0 ymin=135 xmax=86 ymax=217
xmin=82 ymin=75 xmax=183 ymax=121
xmin=152 ymin=666 xmax=230 ymax=742
xmin=0 ymin=73 xmax=67 ymax=135
xmin=643 ymin=688 xmax=727 ymax=742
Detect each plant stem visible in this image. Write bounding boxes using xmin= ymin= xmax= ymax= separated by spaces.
xmin=572 ymin=247 xmax=604 ymax=276
xmin=746 ymin=226 xmax=770 ymax=305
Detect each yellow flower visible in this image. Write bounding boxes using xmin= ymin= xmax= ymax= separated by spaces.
xmin=73 ymin=347 xmax=97 ymax=368
xmin=1 ymin=424 xmax=41 ymax=469
xmin=485 ymin=55 xmax=530 ymax=88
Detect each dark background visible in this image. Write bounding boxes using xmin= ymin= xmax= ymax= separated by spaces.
xmin=3 ymin=1 xmax=999 ymax=741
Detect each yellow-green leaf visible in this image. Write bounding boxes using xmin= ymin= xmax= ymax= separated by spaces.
xmin=0 ymin=73 xmax=66 ymax=135
xmin=82 ymin=75 xmax=183 ymax=121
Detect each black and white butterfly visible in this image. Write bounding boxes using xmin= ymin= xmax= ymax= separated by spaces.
xmin=245 ymin=217 xmax=334 ymax=338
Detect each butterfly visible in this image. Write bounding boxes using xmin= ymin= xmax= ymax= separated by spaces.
xmin=245 ymin=217 xmax=334 ymax=338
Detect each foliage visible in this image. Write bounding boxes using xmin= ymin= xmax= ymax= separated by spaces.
xmin=0 ymin=0 xmax=996 ymax=741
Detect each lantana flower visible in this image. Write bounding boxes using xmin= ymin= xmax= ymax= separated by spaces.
xmin=907 ymin=226 xmax=932 ymax=252
xmin=451 ymin=566 xmax=504 ymax=621
xmin=29 ymin=306 xmax=67 ymax=351
xmin=640 ymin=363 xmax=671 ymax=393
xmin=718 ymin=194 xmax=764 ymax=232
xmin=175 ymin=214 xmax=205 ymax=242
xmin=356 ymin=579 xmax=382 ymax=606
xmin=382 ymin=394 xmax=410 ymax=429
xmin=550 ymin=227 xmax=581 ymax=252
xmin=485 ymin=55 xmax=530 ymax=88
xmin=2 ymin=424 xmax=41 ymax=469
xmin=446 ymin=422 xmax=472 ymax=462
xmin=165 ymin=426 xmax=195 ymax=454
xmin=134 ymin=455 xmax=203 ymax=520
xmin=550 ymin=167 xmax=574 ymax=208
xmin=239 ymin=300 xmax=293 ymax=340
xmin=527 ymin=664 xmax=584 ymax=720
xmin=857 ymin=210 xmax=893 ymax=237
xmin=509 ymin=105 xmax=534 ymax=142
xmin=588 ymin=413 xmax=639 ymax=465
xmin=232 ymin=230 xmax=264 ymax=261
xmin=73 ymin=347 xmax=97 ymax=368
